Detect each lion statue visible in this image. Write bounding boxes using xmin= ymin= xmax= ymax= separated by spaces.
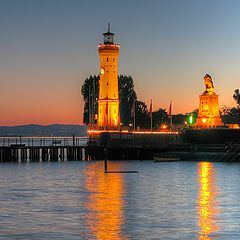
xmin=204 ymin=74 xmax=214 ymax=93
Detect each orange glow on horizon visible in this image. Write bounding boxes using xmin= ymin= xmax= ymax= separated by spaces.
xmin=197 ymin=162 xmax=219 ymax=239
xmin=0 ymin=106 xmax=83 ymax=126
xmin=0 ymin=75 xmax=84 ymax=126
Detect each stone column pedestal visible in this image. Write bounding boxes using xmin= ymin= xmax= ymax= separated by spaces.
xmin=196 ymin=92 xmax=223 ymax=128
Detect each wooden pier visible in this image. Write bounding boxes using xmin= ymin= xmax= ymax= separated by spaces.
xmin=0 ymin=146 xmax=88 ymax=162
xmin=1 ymin=130 xmax=240 ymax=162
xmin=1 ymin=143 xmax=239 ymax=162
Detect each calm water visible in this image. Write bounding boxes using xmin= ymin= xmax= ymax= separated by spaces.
xmin=0 ymin=160 xmax=240 ymax=240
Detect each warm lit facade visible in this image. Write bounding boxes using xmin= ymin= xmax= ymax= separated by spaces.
xmin=97 ymin=25 xmax=120 ymax=128
xmin=196 ymin=74 xmax=223 ymax=128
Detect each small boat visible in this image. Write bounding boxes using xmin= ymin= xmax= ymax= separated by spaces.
xmin=153 ymin=157 xmax=181 ymax=162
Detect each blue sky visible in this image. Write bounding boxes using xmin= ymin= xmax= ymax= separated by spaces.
xmin=0 ymin=0 xmax=240 ymax=125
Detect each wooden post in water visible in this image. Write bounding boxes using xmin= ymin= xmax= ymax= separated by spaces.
xmin=104 ymin=148 xmax=108 ymax=173
xmin=73 ymin=134 xmax=75 ymax=147
xmin=21 ymin=148 xmax=27 ymax=162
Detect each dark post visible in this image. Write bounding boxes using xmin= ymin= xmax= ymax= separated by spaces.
xmin=73 ymin=134 xmax=75 ymax=147
xmin=104 ymin=148 xmax=108 ymax=173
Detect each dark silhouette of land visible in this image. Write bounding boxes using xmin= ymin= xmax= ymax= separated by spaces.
xmin=0 ymin=124 xmax=87 ymax=137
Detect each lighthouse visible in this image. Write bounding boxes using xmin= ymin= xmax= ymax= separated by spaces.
xmin=97 ymin=24 xmax=120 ymax=128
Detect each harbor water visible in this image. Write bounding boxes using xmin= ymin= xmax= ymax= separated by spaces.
xmin=0 ymin=160 xmax=239 ymax=239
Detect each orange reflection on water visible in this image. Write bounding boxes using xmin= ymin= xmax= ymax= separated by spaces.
xmin=198 ymin=162 xmax=219 ymax=240
xmin=84 ymin=162 xmax=127 ymax=240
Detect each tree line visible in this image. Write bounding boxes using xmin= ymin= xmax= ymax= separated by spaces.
xmin=81 ymin=75 xmax=240 ymax=127
xmin=221 ymin=89 xmax=240 ymax=124
xmin=81 ymin=75 xmax=168 ymax=129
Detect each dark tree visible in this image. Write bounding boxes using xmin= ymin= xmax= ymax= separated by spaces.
xmin=152 ymin=108 xmax=168 ymax=129
xmin=119 ymin=75 xmax=137 ymax=126
xmin=221 ymin=105 xmax=232 ymax=116
xmin=135 ymin=101 xmax=150 ymax=129
xmin=81 ymin=75 xmax=99 ymax=124
xmin=221 ymin=105 xmax=240 ymax=124
xmin=192 ymin=109 xmax=199 ymax=118
xmin=220 ymin=89 xmax=240 ymax=124
xmin=233 ymin=89 xmax=240 ymax=106
xmin=186 ymin=109 xmax=198 ymax=124
xmin=172 ymin=114 xmax=187 ymax=125
xmin=81 ymin=75 xmax=137 ymax=126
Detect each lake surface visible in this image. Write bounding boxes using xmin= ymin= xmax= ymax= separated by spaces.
xmin=0 ymin=160 xmax=240 ymax=239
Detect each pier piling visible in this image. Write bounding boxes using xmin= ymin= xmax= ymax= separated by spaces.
xmin=0 ymin=146 xmax=88 ymax=163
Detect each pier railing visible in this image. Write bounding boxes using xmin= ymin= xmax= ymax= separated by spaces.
xmin=0 ymin=137 xmax=90 ymax=162
xmin=0 ymin=136 xmax=89 ymax=147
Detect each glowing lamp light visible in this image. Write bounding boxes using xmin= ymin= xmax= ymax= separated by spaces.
xmin=162 ymin=124 xmax=167 ymax=129
xmin=189 ymin=116 xmax=193 ymax=124
xmin=202 ymin=118 xmax=207 ymax=123
xmin=187 ymin=114 xmax=196 ymax=125
xmin=87 ymin=129 xmax=179 ymax=135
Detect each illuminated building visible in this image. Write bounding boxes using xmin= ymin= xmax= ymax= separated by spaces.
xmin=196 ymin=74 xmax=223 ymax=128
xmin=97 ymin=24 xmax=120 ymax=128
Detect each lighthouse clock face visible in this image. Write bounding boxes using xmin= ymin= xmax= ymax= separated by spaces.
xmin=100 ymin=68 xmax=105 ymax=75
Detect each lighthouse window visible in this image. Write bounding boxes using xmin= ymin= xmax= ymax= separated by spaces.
xmin=114 ymin=94 xmax=115 ymax=97
xmin=113 ymin=58 xmax=115 ymax=62
xmin=107 ymin=82 xmax=108 ymax=86
xmin=107 ymin=57 xmax=108 ymax=62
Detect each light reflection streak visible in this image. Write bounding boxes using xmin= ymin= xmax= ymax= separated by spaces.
xmin=84 ymin=162 xmax=127 ymax=240
xmin=198 ymin=162 xmax=219 ymax=239
xmin=88 ymin=129 xmax=179 ymax=134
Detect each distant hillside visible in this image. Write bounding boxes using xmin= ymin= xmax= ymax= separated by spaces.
xmin=0 ymin=124 xmax=87 ymax=137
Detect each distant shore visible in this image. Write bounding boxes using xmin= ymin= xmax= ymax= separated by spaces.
xmin=0 ymin=124 xmax=87 ymax=137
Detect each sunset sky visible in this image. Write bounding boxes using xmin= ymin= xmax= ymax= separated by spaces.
xmin=1 ymin=0 xmax=240 ymax=126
